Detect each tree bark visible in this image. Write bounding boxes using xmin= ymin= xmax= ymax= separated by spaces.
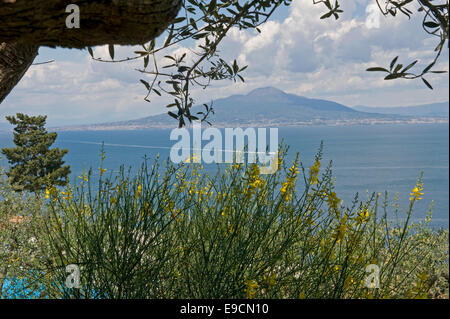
xmin=0 ymin=0 xmax=182 ymax=103
xmin=0 ymin=0 xmax=182 ymax=47
xmin=0 ymin=42 xmax=38 ymax=104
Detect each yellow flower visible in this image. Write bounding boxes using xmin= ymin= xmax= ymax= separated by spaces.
xmin=61 ymin=188 xmax=73 ymax=202
xmin=344 ymin=276 xmax=357 ymax=288
xmin=280 ymin=162 xmax=299 ymax=201
xmin=308 ymin=159 xmax=321 ymax=185
xmin=44 ymin=186 xmax=57 ymax=199
xmin=243 ymin=164 xmax=264 ymax=199
xmin=135 ymin=184 xmax=143 ymax=199
xmin=185 ymin=153 xmax=200 ymax=163
xmin=78 ymin=173 xmax=89 ymax=182
xmin=289 ymin=163 xmax=300 ymax=175
xmin=244 ymin=280 xmax=259 ymax=299
xmin=410 ymin=184 xmax=424 ymax=201
xmin=99 ymin=168 xmax=107 ymax=176
xmin=326 ymin=191 xmax=341 ymax=216
xmin=332 ymin=216 xmax=349 ymax=243
xmin=356 ymin=208 xmax=370 ymax=224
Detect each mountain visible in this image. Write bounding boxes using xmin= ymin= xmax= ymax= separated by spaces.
xmin=56 ymin=87 xmax=448 ymax=130
xmin=352 ymin=102 xmax=449 ymax=118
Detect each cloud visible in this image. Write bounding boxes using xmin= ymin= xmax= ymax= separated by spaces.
xmin=365 ymin=2 xmax=382 ymax=29
xmin=0 ymin=44 xmax=177 ymax=126
xmin=0 ymin=0 xmax=448 ymax=126
xmin=208 ymin=0 xmax=448 ymax=106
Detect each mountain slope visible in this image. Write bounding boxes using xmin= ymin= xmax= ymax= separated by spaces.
xmin=98 ymin=87 xmax=391 ymax=127
xmin=56 ymin=87 xmax=448 ymax=130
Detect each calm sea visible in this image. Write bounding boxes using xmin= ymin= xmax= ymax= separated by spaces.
xmin=0 ymin=124 xmax=448 ymax=228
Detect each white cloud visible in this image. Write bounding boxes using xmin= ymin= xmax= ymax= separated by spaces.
xmin=207 ymin=0 xmax=449 ymax=106
xmin=365 ymin=2 xmax=382 ymax=29
xmin=0 ymin=0 xmax=448 ymax=125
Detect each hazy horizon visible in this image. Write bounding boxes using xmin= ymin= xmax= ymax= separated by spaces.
xmin=0 ymin=86 xmax=448 ymax=127
xmin=1 ymin=0 xmax=448 ymax=127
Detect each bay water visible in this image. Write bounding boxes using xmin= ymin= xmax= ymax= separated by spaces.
xmin=0 ymin=123 xmax=448 ymax=228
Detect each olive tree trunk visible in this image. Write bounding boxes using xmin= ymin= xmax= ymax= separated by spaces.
xmin=0 ymin=0 xmax=182 ymax=103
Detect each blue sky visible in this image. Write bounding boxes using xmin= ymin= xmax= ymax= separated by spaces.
xmin=1 ymin=0 xmax=448 ymax=126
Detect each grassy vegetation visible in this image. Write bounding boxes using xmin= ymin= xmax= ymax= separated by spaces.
xmin=0 ymin=145 xmax=448 ymax=299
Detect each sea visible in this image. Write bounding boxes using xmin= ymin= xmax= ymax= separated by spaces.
xmin=0 ymin=123 xmax=448 ymax=228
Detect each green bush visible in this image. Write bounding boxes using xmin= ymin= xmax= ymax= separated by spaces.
xmin=2 ymin=146 xmax=448 ymax=299
xmin=0 ymin=166 xmax=45 ymax=298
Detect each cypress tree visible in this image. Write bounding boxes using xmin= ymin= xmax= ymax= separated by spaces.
xmin=1 ymin=113 xmax=70 ymax=193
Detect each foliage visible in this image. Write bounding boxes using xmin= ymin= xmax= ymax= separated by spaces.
xmin=1 ymin=113 xmax=70 ymax=193
xmin=0 ymin=166 xmax=45 ymax=298
xmin=362 ymin=0 xmax=448 ymax=89
xmin=90 ymin=0 xmax=292 ymax=127
xmin=89 ymin=0 xmax=448 ymax=126
xmin=12 ymin=146 xmax=447 ymax=299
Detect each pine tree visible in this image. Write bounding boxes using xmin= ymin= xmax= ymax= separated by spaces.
xmin=1 ymin=113 xmax=70 ymax=193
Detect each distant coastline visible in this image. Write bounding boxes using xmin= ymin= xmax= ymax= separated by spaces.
xmin=2 ymin=87 xmax=448 ymax=132
xmin=52 ymin=117 xmax=449 ymax=131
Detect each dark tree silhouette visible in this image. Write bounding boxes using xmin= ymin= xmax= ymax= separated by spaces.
xmin=1 ymin=113 xmax=71 ymax=193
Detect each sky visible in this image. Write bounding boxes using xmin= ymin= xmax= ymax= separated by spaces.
xmin=1 ymin=0 xmax=448 ymax=126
